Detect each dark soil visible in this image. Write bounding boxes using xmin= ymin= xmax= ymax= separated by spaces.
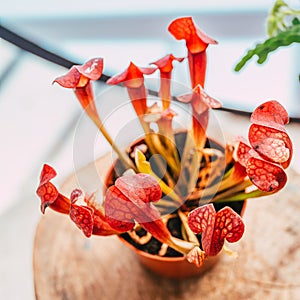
xmin=121 ymin=214 xmax=186 ymax=257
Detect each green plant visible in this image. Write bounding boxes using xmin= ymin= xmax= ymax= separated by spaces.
xmin=235 ymin=0 xmax=300 ymax=79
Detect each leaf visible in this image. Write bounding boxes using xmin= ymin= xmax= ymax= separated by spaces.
xmin=292 ymin=17 xmax=300 ymax=26
xmin=249 ymin=124 xmax=292 ymax=168
xmin=188 ymin=204 xmax=245 ymax=256
xmin=106 ymin=62 xmax=156 ymax=88
xmin=115 ymin=173 xmax=162 ymax=205
xmin=104 ymin=183 xmax=173 ymax=244
xmin=70 ymin=202 xmax=94 ymax=238
xmin=134 ymin=149 xmax=182 ymax=207
xmin=38 ymin=164 xmax=57 ymax=187
xmin=186 ymin=247 xmax=207 ymax=267
xmin=134 ymin=149 xmax=152 ymax=174
xmin=234 ymin=20 xmax=300 ymax=71
xmin=236 ymin=140 xmax=252 ymax=167
xmin=249 ymin=101 xmax=293 ymax=168
xmin=36 ymin=164 xmax=70 ymax=214
xmin=53 ymin=67 xmax=81 ymax=88
xmin=53 ymin=58 xmax=103 ymax=87
xmin=175 ymin=131 xmax=200 ymax=199
xmin=168 ymin=17 xmax=217 ymax=54
xmin=104 ymin=186 xmax=136 ymax=232
xmin=151 ymin=54 xmax=184 ymax=73
xmin=76 ymin=58 xmax=104 ymax=80
xmin=36 ymin=181 xmax=59 ymax=214
xmin=250 ymin=100 xmax=289 ymax=129
xmin=246 ymin=157 xmax=287 ymax=192
xmin=69 ymin=188 xmax=95 ymax=237
xmin=105 ymin=173 xmax=163 ymax=225
xmin=84 ymin=193 xmax=120 ymax=236
xmin=235 ymin=101 xmax=292 ymax=192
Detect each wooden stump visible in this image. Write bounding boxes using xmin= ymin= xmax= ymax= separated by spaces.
xmin=33 ymin=157 xmax=300 ymax=299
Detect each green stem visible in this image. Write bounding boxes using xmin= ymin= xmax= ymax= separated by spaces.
xmin=151 ymin=173 xmax=183 ymax=207
xmin=215 ymin=189 xmax=271 ymax=203
xmin=90 ymin=114 xmax=136 ymax=172
xmin=188 ymin=171 xmax=251 ymax=202
xmin=168 ymin=236 xmax=197 ymax=256
xmin=144 ymin=131 xmax=176 ymax=188
xmin=153 ymin=134 xmax=181 ymax=177
xmin=157 ymin=122 xmax=181 ymax=176
xmin=209 ymin=180 xmax=253 ymax=203
xmin=178 ymin=210 xmax=199 ymax=245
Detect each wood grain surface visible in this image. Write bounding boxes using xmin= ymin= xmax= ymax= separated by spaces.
xmin=33 ymin=156 xmax=300 ymax=299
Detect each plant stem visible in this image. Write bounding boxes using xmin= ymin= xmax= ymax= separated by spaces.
xmin=90 ymin=114 xmax=136 ymax=172
xmin=144 ymin=131 xmax=177 ymax=188
xmin=210 ymin=180 xmax=253 ymax=202
xmin=215 ymin=189 xmax=271 ymax=203
xmin=178 ymin=210 xmax=199 ymax=245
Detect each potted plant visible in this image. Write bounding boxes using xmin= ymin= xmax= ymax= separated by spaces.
xmin=36 ymin=17 xmax=293 ymax=279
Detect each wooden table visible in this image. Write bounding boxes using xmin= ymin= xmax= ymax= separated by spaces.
xmin=33 ymin=156 xmax=300 ymax=299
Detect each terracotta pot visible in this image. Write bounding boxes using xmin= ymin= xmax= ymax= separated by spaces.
xmin=118 ymin=234 xmax=222 ymax=279
xmin=103 ymin=132 xmax=247 ymax=279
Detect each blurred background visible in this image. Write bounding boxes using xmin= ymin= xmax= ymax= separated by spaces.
xmin=1 ymin=0 xmax=299 ymax=299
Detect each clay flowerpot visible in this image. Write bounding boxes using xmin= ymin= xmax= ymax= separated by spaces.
xmin=103 ymin=132 xmax=247 ymax=279
xmin=118 ymin=235 xmax=221 ymax=279
xmin=105 ymin=176 xmax=246 ymax=279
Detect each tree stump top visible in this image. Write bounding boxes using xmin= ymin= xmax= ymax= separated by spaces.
xmin=33 ymin=156 xmax=300 ymax=299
